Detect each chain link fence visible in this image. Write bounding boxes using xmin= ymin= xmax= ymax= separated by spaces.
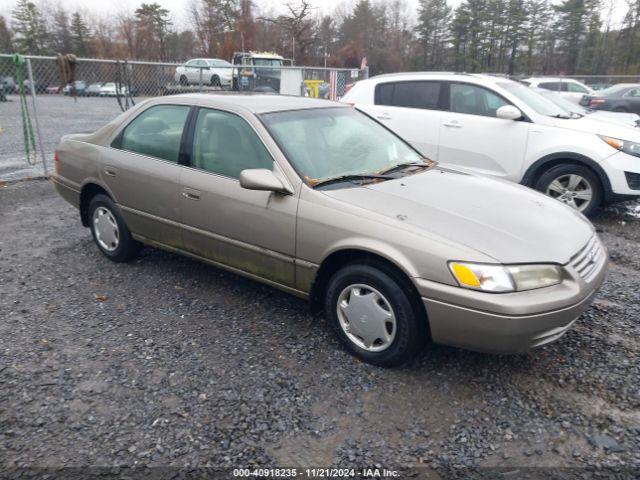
xmin=0 ymin=53 xmax=368 ymax=181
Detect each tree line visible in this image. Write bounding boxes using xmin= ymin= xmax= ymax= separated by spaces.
xmin=1 ymin=0 xmax=639 ymax=75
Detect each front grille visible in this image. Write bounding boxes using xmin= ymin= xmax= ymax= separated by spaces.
xmin=570 ymin=235 xmax=605 ymax=282
xmin=625 ymin=171 xmax=640 ymax=190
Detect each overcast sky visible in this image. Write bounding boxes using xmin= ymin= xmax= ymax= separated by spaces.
xmin=0 ymin=0 xmax=629 ymax=31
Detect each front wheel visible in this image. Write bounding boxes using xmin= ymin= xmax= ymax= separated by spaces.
xmin=210 ymin=75 xmax=221 ymax=87
xmin=179 ymin=75 xmax=188 ymax=86
xmin=88 ymin=194 xmax=141 ymax=262
xmin=535 ymin=163 xmax=602 ymax=216
xmin=324 ymin=263 xmax=427 ymax=367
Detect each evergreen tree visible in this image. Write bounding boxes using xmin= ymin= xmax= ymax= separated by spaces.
xmin=553 ymin=0 xmax=589 ymax=74
xmin=135 ymin=3 xmax=172 ymax=60
xmin=0 ymin=15 xmax=13 ymax=52
xmin=416 ymin=0 xmax=451 ymax=70
xmin=70 ymin=12 xmax=91 ymax=57
xmin=11 ymin=0 xmax=50 ymax=54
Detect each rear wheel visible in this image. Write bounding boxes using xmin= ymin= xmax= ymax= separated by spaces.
xmin=324 ymin=263 xmax=426 ymax=367
xmin=88 ymin=194 xmax=140 ymax=262
xmin=535 ymin=163 xmax=602 ymax=216
xmin=613 ymin=106 xmax=629 ymax=112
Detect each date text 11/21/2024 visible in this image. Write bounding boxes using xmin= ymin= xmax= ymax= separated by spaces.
xmin=232 ymin=468 xmax=400 ymax=478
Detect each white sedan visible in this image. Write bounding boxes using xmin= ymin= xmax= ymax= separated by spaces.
xmin=99 ymin=83 xmax=129 ymax=97
xmin=175 ymin=58 xmax=233 ymax=88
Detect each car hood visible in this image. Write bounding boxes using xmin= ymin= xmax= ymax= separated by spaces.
xmin=590 ymin=111 xmax=640 ymax=127
xmin=552 ymin=115 xmax=640 ymax=142
xmin=323 ymin=168 xmax=594 ymax=265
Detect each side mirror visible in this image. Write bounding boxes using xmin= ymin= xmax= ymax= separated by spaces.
xmin=239 ymin=169 xmax=287 ymax=193
xmin=496 ymin=105 xmax=523 ymax=121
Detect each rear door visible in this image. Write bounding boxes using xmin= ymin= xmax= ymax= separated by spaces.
xmin=179 ymin=107 xmax=297 ymax=287
xmin=356 ymin=80 xmax=443 ymax=160
xmin=438 ymin=82 xmax=529 ymax=180
xmin=563 ymin=81 xmax=591 ymax=104
xmin=103 ymin=103 xmax=191 ymax=249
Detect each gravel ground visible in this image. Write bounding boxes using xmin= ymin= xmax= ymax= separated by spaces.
xmin=0 ymin=95 xmax=126 ymax=181
xmin=1 ymin=180 xmax=639 ymax=479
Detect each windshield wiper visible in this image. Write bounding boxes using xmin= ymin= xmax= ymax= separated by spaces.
xmin=313 ymin=174 xmax=394 ymax=189
xmin=379 ymin=161 xmax=432 ymax=175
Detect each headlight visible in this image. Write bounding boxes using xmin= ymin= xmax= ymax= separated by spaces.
xmin=449 ymin=262 xmax=563 ymax=293
xmin=600 ymin=135 xmax=640 ymax=158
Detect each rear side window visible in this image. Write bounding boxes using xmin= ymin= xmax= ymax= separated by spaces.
xmin=119 ymin=105 xmax=190 ymax=162
xmin=374 ymin=81 xmax=441 ymax=110
xmin=191 ymin=108 xmax=273 ymax=179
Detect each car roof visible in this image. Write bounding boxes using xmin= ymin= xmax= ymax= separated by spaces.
xmin=524 ymin=77 xmax=582 ymax=82
xmin=363 ymin=72 xmax=517 ymax=87
xmin=153 ymin=93 xmax=348 ymax=114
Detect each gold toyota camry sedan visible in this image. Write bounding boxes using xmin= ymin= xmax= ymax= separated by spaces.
xmin=52 ymin=94 xmax=607 ymax=366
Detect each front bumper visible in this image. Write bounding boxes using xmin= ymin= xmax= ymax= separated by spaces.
xmin=600 ymin=150 xmax=640 ymax=196
xmin=415 ymin=238 xmax=608 ymax=353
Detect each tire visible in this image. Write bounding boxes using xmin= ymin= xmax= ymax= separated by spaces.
xmin=535 ymin=163 xmax=602 ymax=217
xmin=179 ymin=75 xmax=188 ymax=86
xmin=210 ymin=75 xmax=221 ymax=87
xmin=324 ymin=263 xmax=427 ymax=367
xmin=88 ymin=194 xmax=141 ymax=262
xmin=613 ymin=106 xmax=628 ymax=112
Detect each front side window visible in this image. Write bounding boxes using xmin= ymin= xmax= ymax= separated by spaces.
xmin=448 ymin=83 xmax=508 ymax=117
xmin=567 ymin=82 xmax=589 ymax=93
xmin=119 ymin=105 xmax=190 ymax=162
xmin=624 ymin=88 xmax=640 ymax=98
xmin=375 ymin=81 xmax=441 ymax=110
xmin=261 ymin=107 xmax=424 ymax=184
xmin=191 ymin=108 xmax=273 ymax=179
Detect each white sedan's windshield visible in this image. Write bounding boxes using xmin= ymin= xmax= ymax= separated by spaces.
xmin=261 ymin=107 xmax=426 ymax=185
xmin=498 ymin=82 xmax=569 ymax=117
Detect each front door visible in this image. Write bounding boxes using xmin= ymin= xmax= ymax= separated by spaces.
xmin=179 ymin=107 xmax=297 ymax=287
xmin=102 ymin=103 xmax=191 ymax=249
xmin=438 ymin=82 xmax=530 ymax=181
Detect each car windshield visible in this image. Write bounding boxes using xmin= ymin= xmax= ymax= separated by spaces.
xmin=498 ymin=82 xmax=570 ymax=117
xmin=254 ymin=58 xmax=283 ymax=67
xmin=537 ymin=89 xmax=588 ymax=114
xmin=261 ymin=107 xmax=427 ymax=186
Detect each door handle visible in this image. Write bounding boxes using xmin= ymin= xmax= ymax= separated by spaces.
xmin=182 ymin=190 xmax=201 ymax=201
xmin=443 ymin=121 xmax=462 ymax=128
xmin=104 ymin=168 xmax=116 ymax=177
xmin=376 ymin=112 xmax=392 ymax=120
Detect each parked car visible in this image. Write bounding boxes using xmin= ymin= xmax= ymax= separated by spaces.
xmin=1 ymin=75 xmax=16 ymax=93
xmin=342 ymin=72 xmax=640 ymax=216
xmin=85 ymin=82 xmax=105 ymax=96
xmin=63 ymin=80 xmax=87 ymax=96
xmin=45 ymin=85 xmax=63 ymax=94
xmin=20 ymin=79 xmax=48 ymax=94
xmin=532 ymin=87 xmax=640 ymax=128
xmin=580 ymin=83 xmax=640 ymax=113
xmin=51 ymin=94 xmax=607 ymax=366
xmin=521 ymin=77 xmax=594 ymax=104
xmin=99 ymin=82 xmax=130 ymax=97
xmin=0 ymin=83 xmax=5 ymax=102
xmin=175 ymin=58 xmax=233 ymax=88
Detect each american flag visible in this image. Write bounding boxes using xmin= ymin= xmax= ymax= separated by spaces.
xmin=329 ymin=70 xmax=338 ymax=101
